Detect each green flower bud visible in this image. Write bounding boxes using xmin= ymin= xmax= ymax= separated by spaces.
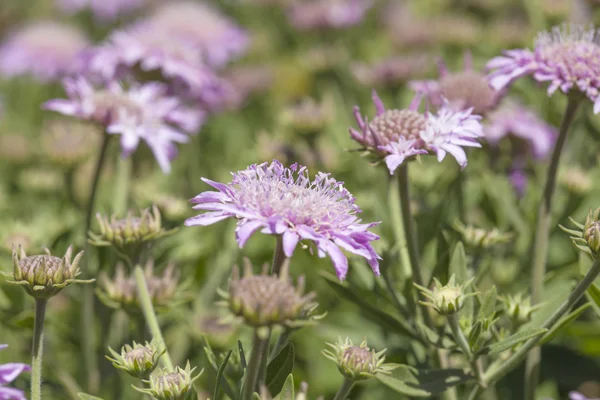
xmin=560 ymin=167 xmax=592 ymax=195
xmin=561 ymin=208 xmax=600 ymax=258
xmin=452 ymin=221 xmax=513 ymax=249
xmin=6 ymin=245 xmax=93 ymax=299
xmin=106 ymin=339 xmax=164 ymax=379
xmin=500 ymin=293 xmax=542 ymax=329
xmin=281 ymin=97 xmax=332 ymax=137
xmin=415 ymin=275 xmax=476 ymax=315
xmin=322 ymin=337 xmax=395 ymax=382
xmin=133 ymin=361 xmax=201 ymax=400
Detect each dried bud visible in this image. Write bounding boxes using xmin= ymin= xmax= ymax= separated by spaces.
xmin=106 ymin=339 xmax=164 ymax=379
xmin=452 ymin=221 xmax=514 ymax=249
xmin=6 ymin=246 xmax=93 ymax=299
xmin=415 ymin=275 xmax=476 ymax=315
xmin=134 ymin=361 xmax=201 ymax=400
xmin=322 ymin=337 xmax=395 ymax=381
xmin=500 ymin=293 xmax=541 ymax=329
xmin=89 ymin=206 xmax=176 ymax=260
xmin=561 ymin=208 xmax=600 ymax=258
xmin=219 ymin=259 xmax=318 ymax=328
xmin=41 ymin=118 xmax=100 ymax=166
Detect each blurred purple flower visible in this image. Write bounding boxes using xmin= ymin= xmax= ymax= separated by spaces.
xmin=570 ymin=392 xmax=600 ymax=400
xmin=0 ymin=344 xmax=30 ymax=400
xmin=56 ymin=0 xmax=146 ymax=22
xmin=487 ymin=24 xmax=600 ymax=112
xmin=43 ymin=77 xmax=204 ymax=173
xmin=350 ymin=54 xmax=430 ymax=87
xmin=0 ymin=21 xmax=89 ymax=82
xmin=287 ymin=0 xmax=373 ymax=30
xmin=350 ymin=91 xmax=484 ymax=174
xmin=184 ymin=160 xmax=381 ymax=280
xmin=410 ymin=52 xmax=503 ymax=115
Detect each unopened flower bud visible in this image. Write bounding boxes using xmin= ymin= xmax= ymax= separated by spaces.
xmin=41 ymin=118 xmax=100 ymax=167
xmin=106 ymin=339 xmax=164 ymax=379
xmin=6 ymin=245 xmax=93 ymax=299
xmin=453 ymin=221 xmax=513 ymax=249
xmin=500 ymin=293 xmax=541 ymax=329
xmin=560 ymin=167 xmax=592 ymax=195
xmin=322 ymin=337 xmax=395 ymax=381
xmin=415 ymin=275 xmax=476 ymax=315
xmin=133 ymin=361 xmax=201 ymax=400
xmin=561 ymin=208 xmax=600 ymax=258
xmin=281 ymin=97 xmax=332 ymax=137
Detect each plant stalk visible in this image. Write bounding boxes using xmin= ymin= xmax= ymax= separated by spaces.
xmin=31 ymin=299 xmax=48 ymax=400
xmin=332 ymin=378 xmax=355 ymax=400
xmin=524 ymin=96 xmax=581 ymax=400
xmin=241 ymin=330 xmax=270 ymax=400
xmin=270 ymin=235 xmax=286 ymax=276
xmin=133 ymin=264 xmax=174 ymax=371
xmin=448 ymin=314 xmax=482 ymax=382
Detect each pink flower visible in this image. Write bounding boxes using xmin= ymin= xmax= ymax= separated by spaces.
xmin=0 ymin=345 xmax=30 ymax=400
xmin=185 ymin=160 xmax=381 ymax=280
xmin=287 ymin=0 xmax=373 ymax=30
xmin=56 ymin=0 xmax=146 ymax=22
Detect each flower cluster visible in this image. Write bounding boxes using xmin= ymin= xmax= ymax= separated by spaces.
xmin=185 ymin=160 xmax=381 ymax=280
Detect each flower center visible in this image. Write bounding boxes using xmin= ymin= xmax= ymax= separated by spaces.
xmin=439 ymin=71 xmax=497 ymax=114
xmin=342 ymin=346 xmax=375 ymax=372
xmin=125 ymin=347 xmax=152 ymax=363
xmin=19 ymin=255 xmax=62 ymax=276
xmin=231 ymin=276 xmax=302 ymax=320
xmin=368 ymin=109 xmax=427 ymax=146
xmin=92 ymin=90 xmax=144 ymax=124
xmin=157 ymin=372 xmax=184 ymax=388
xmin=435 ymin=286 xmax=462 ymax=304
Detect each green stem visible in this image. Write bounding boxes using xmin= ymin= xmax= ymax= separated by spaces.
xmin=398 ymin=165 xmax=424 ymax=288
xmin=270 ymin=235 xmax=286 ymax=276
xmin=113 ymin=156 xmax=132 ymax=215
xmin=448 ymin=314 xmax=482 ymax=382
xmin=332 ymin=378 xmax=355 ymax=400
xmin=241 ymin=330 xmax=270 ymax=400
xmin=133 ymin=264 xmax=174 ymax=371
xmin=483 ymin=258 xmax=600 ymax=387
xmin=388 ymin=172 xmax=412 ymax=279
xmin=525 ymin=96 xmax=581 ymax=400
xmin=31 ymin=299 xmax=47 ymax=400
xmin=81 ymin=133 xmax=111 ymax=393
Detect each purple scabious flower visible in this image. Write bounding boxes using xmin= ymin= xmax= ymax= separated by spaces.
xmin=0 ymin=344 xmax=30 ymax=400
xmin=350 ymin=91 xmax=484 ymax=174
xmin=570 ymin=392 xmax=600 ymax=400
xmin=184 ymin=160 xmax=381 ymax=280
xmin=56 ymin=0 xmax=146 ymax=22
xmin=287 ymin=0 xmax=373 ymax=30
xmin=410 ymin=52 xmax=504 ymax=115
xmin=0 ymin=21 xmax=90 ymax=82
xmin=43 ymin=77 xmax=204 ymax=173
xmin=487 ymin=24 xmax=600 ymax=112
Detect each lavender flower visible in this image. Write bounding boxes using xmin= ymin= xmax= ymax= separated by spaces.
xmin=487 ymin=24 xmax=600 ymax=112
xmin=184 ymin=160 xmax=381 ymax=280
xmin=0 ymin=21 xmax=89 ymax=82
xmin=56 ymin=0 xmax=146 ymax=22
xmin=350 ymin=54 xmax=430 ymax=87
xmin=350 ymin=91 xmax=484 ymax=174
xmin=44 ymin=77 xmax=204 ymax=173
xmin=410 ymin=52 xmax=503 ymax=115
xmin=570 ymin=392 xmax=600 ymax=400
xmin=287 ymin=0 xmax=373 ymax=30
xmin=0 ymin=345 xmax=30 ymax=400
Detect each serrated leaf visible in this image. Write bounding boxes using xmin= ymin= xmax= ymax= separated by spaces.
xmin=540 ymin=303 xmax=591 ymax=345
xmin=274 ymin=374 xmax=294 ymax=400
xmin=487 ymin=328 xmax=548 ymax=355
xmin=214 ymin=350 xmax=233 ymax=400
xmin=266 ymin=343 xmax=294 ymax=396
xmin=78 ymin=394 xmax=104 ymax=400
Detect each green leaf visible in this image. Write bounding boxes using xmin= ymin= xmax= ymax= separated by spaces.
xmin=214 ymin=350 xmax=233 ymax=400
xmin=376 ymin=364 xmax=472 ymax=397
xmin=266 ymin=343 xmax=294 ymax=396
xmin=449 ymin=242 xmax=468 ymax=282
xmin=376 ymin=373 xmax=431 ymax=397
xmin=540 ymin=303 xmax=591 ymax=345
xmin=478 ymin=286 xmax=497 ymax=320
xmin=274 ymin=374 xmax=295 ymax=400
xmin=468 ymin=321 xmax=483 ymax=349
xmin=78 ymin=394 xmax=104 ymax=400
xmin=486 ymin=328 xmax=548 ymax=355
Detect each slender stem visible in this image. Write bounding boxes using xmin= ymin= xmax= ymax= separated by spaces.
xmin=270 ymin=235 xmax=286 ymax=276
xmin=468 ymin=385 xmax=482 ymax=400
xmin=333 ymin=378 xmax=355 ymax=400
xmin=241 ymin=330 xmax=270 ymax=400
xmin=133 ymin=264 xmax=174 ymax=371
xmin=448 ymin=314 xmax=482 ymax=382
xmin=81 ymin=133 xmax=111 ymax=393
xmin=525 ymin=97 xmax=581 ymax=400
xmin=398 ymin=165 xmax=424 ymax=288
xmin=483 ymin=258 xmax=600 ymax=387
xmin=388 ymin=173 xmax=412 ymax=279
xmin=31 ymin=299 xmax=48 ymax=400
xmin=113 ymin=156 xmax=132 ymax=215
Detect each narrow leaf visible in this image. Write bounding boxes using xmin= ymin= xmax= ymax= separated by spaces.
xmin=586 ymin=282 xmax=600 ymax=318
xmin=214 ymin=350 xmax=233 ymax=400
xmin=478 ymin=286 xmax=497 ymax=320
xmin=239 ymin=340 xmax=247 ymax=369
xmin=540 ymin=303 xmax=591 ymax=345
xmin=266 ymin=343 xmax=295 ymax=396
xmin=376 ymin=374 xmax=431 ymax=397
xmin=274 ymin=374 xmax=295 ymax=400
xmin=449 ymin=242 xmax=468 ymax=282
xmin=487 ymin=328 xmax=548 ymax=355
xmin=78 ymin=394 xmax=104 ymax=400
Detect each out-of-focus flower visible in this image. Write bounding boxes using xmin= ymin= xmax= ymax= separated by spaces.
xmin=106 ymin=339 xmax=164 ymax=379
xmin=41 ymin=118 xmax=100 ymax=167
xmin=351 ymin=54 xmax=430 ymax=88
xmin=415 ymin=275 xmax=476 ymax=315
xmin=184 ymin=160 xmax=381 ymax=280
xmin=300 ymin=45 xmax=349 ymax=73
xmin=452 ymin=221 xmax=513 ymax=249
xmin=570 ymin=391 xmax=600 ymax=400
xmin=322 ymin=337 xmax=395 ymax=381
xmin=500 ymin=293 xmax=542 ymax=329
xmin=0 ymin=344 xmax=30 ymax=400
xmin=287 ymin=0 xmax=373 ymax=30
xmin=486 ymin=19 xmax=531 ymax=47
xmin=350 ymin=91 xmax=484 ymax=173
xmin=432 ymin=15 xmax=482 ymax=47
xmin=560 ymin=167 xmax=593 ymax=194
xmin=44 ymin=77 xmax=204 ymax=173
xmin=561 ymin=208 xmax=600 ymax=257
xmin=217 ymin=64 xmax=274 ymax=110
xmin=134 ymin=361 xmax=201 ymax=400
xmin=56 ymin=0 xmax=146 ymax=22
xmin=281 ymin=97 xmax=333 ymax=137
xmin=487 ymin=24 xmax=600 ymax=112
xmin=0 ymin=135 xmax=33 ymax=164
xmin=410 ymin=52 xmax=503 ymax=115
xmin=383 ymin=3 xmax=437 ymax=49
xmin=6 ymin=245 xmax=92 ymax=299
xmin=485 ymin=100 xmax=557 ymax=159
xmin=0 ymin=21 xmax=89 ymax=82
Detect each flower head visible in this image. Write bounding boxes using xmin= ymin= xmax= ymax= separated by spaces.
xmin=106 ymin=339 xmax=165 ymax=379
xmin=570 ymin=392 xmax=600 ymax=400
xmin=415 ymin=275 xmax=476 ymax=315
xmin=287 ymin=0 xmax=373 ymax=30
xmin=410 ymin=52 xmax=503 ymax=115
xmin=0 ymin=344 xmax=30 ymax=400
xmin=561 ymin=208 xmax=600 ymax=258
xmin=350 ymin=91 xmax=483 ymax=173
xmin=452 ymin=221 xmax=513 ymax=250
xmin=322 ymin=337 xmax=395 ymax=381
xmin=0 ymin=21 xmax=89 ymax=82
xmin=7 ymin=245 xmax=92 ymax=299
xmin=44 ymin=77 xmax=204 ymax=173
xmin=134 ymin=361 xmax=201 ymax=400
xmin=56 ymin=0 xmax=146 ymax=22
xmin=351 ymin=54 xmax=430 ymax=88
xmin=41 ymin=118 xmax=101 ymax=167
xmin=500 ymin=293 xmax=542 ymax=329
xmin=281 ymin=97 xmax=333 ymax=136
xmin=487 ymin=24 xmax=600 ymax=112
xmin=184 ymin=160 xmax=381 ymax=280
xmin=220 ymin=258 xmax=318 ymax=327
